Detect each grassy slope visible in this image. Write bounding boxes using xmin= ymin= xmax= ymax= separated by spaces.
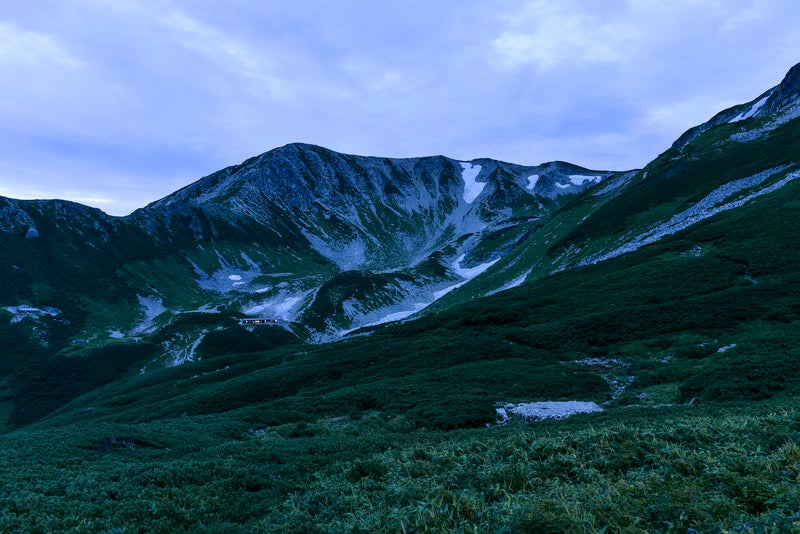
xmin=1 ymin=401 xmax=798 ymax=532
xmin=438 ymin=111 xmax=800 ymax=307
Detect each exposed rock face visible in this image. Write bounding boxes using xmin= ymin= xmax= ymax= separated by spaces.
xmin=765 ymin=62 xmax=800 ymax=113
xmin=132 ymin=143 xmax=612 ymax=271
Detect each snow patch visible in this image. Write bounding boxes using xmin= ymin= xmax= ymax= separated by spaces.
xmin=500 ymin=270 xmax=530 ymax=290
xmin=25 ymin=226 xmax=39 ymax=239
xmin=432 ymin=255 xmax=499 ymax=298
xmin=109 ymin=330 xmax=125 ymax=339
xmin=4 ymin=305 xmax=61 ymax=324
xmin=452 ymin=254 xmax=498 ymax=279
xmin=485 ymin=269 xmax=531 ymax=297
xmin=568 ymin=174 xmax=602 ymax=186
xmin=431 ymin=282 xmax=465 ymax=300
xmin=497 ymin=401 xmax=603 ymax=423
xmin=373 ymin=306 xmax=425 ymax=324
xmin=526 ymin=174 xmax=539 ymax=191
xmin=555 ymin=175 xmax=602 ymax=192
xmin=729 ymin=95 xmax=769 ymax=123
xmin=131 ymin=295 xmax=167 ymax=335
xmin=183 ymin=305 xmax=220 ymax=314
xmin=460 ymin=162 xmax=484 ymax=203
xmin=243 ymin=290 xmax=313 ymax=321
xmin=345 ymin=301 xmax=430 ymax=334
xmin=228 ymin=274 xmax=242 ymax=281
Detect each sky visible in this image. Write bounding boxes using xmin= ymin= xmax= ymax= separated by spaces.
xmin=0 ymin=1 xmax=798 ymax=216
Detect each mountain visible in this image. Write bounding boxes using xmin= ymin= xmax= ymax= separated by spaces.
xmin=1 ymin=146 xmax=618 ymax=346
xmin=3 ymin=61 xmax=800 ymax=428
xmin=127 ymin=144 xmax=620 ymax=338
xmin=0 ymin=143 xmax=618 ymax=424
xmin=2 ymin=63 xmax=800 ymax=532
xmin=440 ymin=62 xmax=800 ymax=306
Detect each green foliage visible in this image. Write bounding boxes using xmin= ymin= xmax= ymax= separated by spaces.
xmin=8 ymin=342 xmax=158 ymax=426
xmin=195 ymin=325 xmax=299 ymax=359
xmin=2 ymin=401 xmax=798 ymax=532
xmin=680 ymin=346 xmax=800 ymax=402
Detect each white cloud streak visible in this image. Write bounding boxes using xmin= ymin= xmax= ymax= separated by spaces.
xmin=0 ymin=22 xmax=82 ymax=69
xmin=492 ymin=1 xmax=639 ymax=69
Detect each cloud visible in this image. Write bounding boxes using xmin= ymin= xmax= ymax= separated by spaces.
xmin=158 ymin=9 xmax=292 ymax=101
xmin=490 ymin=0 xmax=787 ymax=71
xmin=492 ymin=2 xmax=638 ymax=69
xmin=0 ymin=21 xmax=82 ymax=69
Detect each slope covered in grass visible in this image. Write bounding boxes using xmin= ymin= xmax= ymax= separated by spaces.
xmin=2 ymin=400 xmax=799 ymax=532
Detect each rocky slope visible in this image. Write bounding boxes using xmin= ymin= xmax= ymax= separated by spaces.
xmin=0 ymin=144 xmax=616 ymax=372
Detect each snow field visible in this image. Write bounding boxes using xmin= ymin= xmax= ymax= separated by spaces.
xmin=729 ymin=95 xmax=769 ymax=123
xmin=568 ymin=174 xmax=602 ymax=185
xmin=496 ymin=401 xmax=603 ymax=423
xmin=459 ymin=162 xmax=485 ymax=203
xmin=4 ymin=305 xmax=61 ymax=324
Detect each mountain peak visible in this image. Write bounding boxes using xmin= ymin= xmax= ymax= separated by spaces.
xmin=272 ymin=142 xmax=330 ymax=156
xmin=765 ymin=61 xmax=800 ymax=112
xmin=779 ymin=61 xmax=800 ymax=88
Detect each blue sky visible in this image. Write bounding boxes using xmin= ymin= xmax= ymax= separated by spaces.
xmin=0 ymin=0 xmax=797 ymax=215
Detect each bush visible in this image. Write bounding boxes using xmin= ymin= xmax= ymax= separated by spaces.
xmin=679 ymin=348 xmax=800 ymax=401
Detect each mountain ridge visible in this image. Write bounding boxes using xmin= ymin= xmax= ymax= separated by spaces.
xmin=0 ymin=140 xmax=620 ymax=387
xmin=672 ymin=62 xmax=800 ymax=150
xmin=1 ymin=61 xmax=799 ymax=431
